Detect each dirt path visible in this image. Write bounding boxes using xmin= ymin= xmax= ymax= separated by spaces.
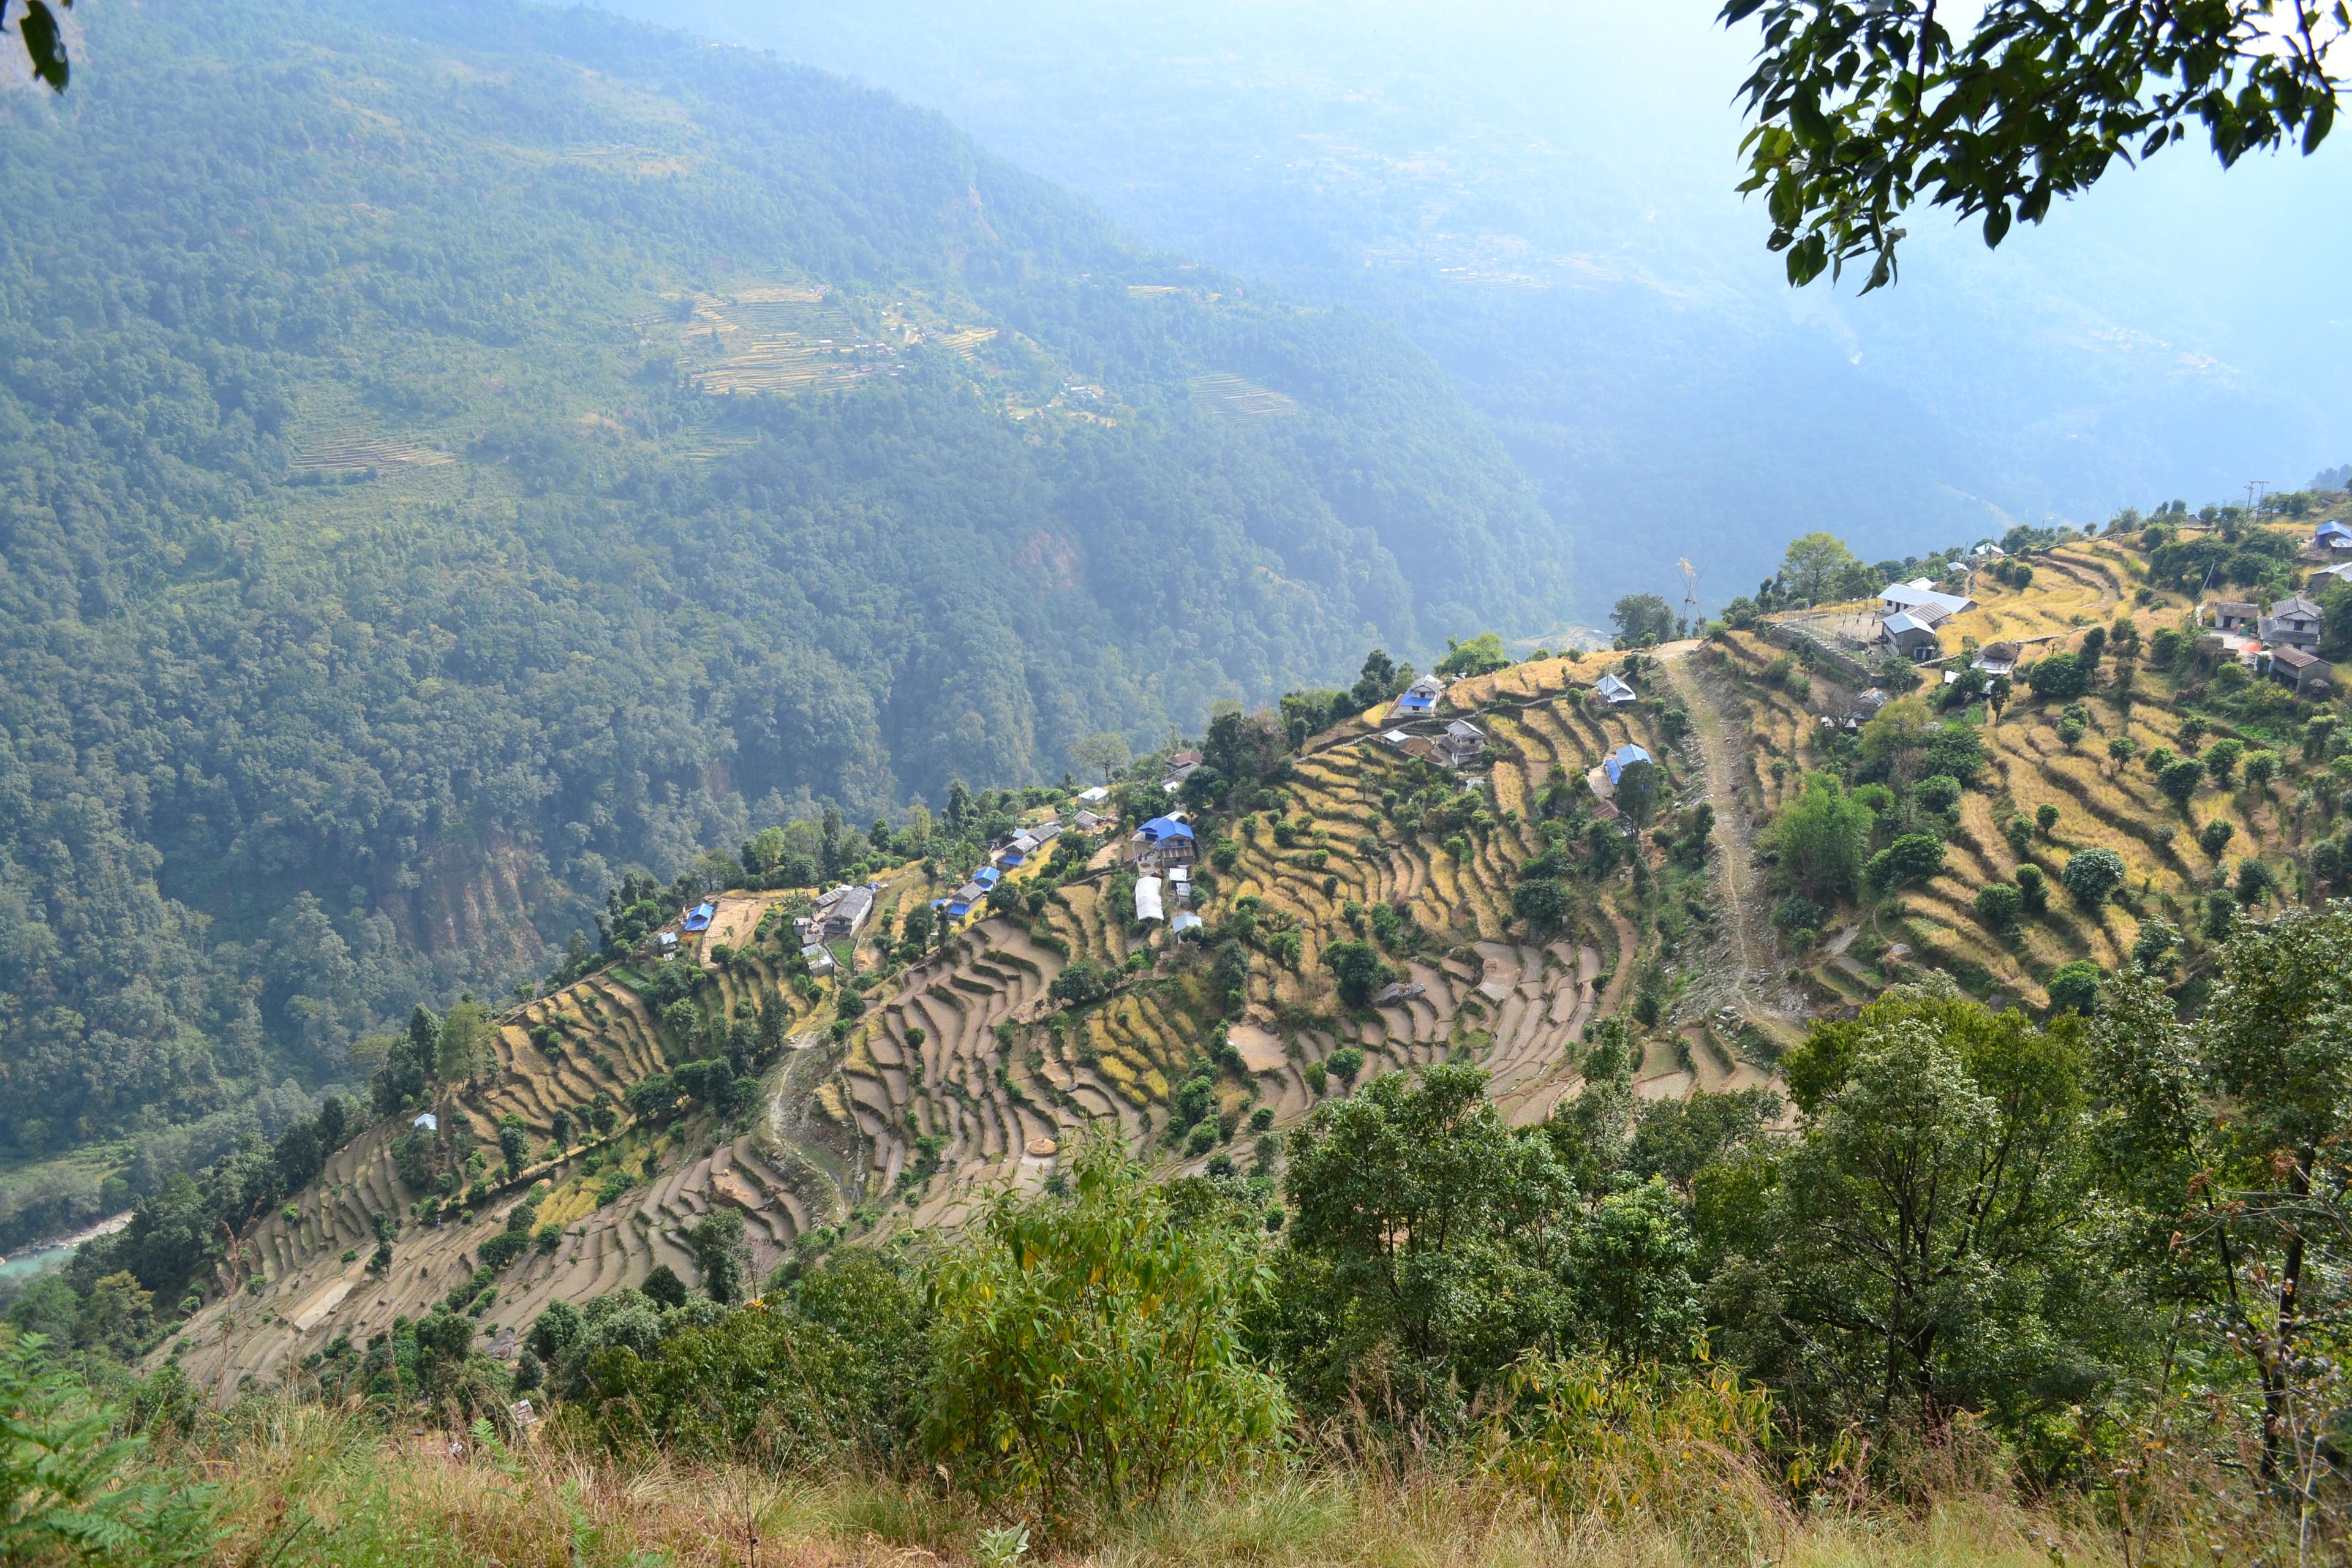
xmin=1656 ymin=644 xmax=1784 ymax=1022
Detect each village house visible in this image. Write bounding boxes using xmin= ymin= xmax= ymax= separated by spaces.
xmin=1877 ymin=578 xmax=1974 ymax=623
xmin=1390 ymin=674 xmax=1446 ymax=718
xmin=1594 ymin=672 xmax=1638 ymax=707
xmin=2261 ymin=594 xmax=2324 ymax=654
xmin=1878 ymin=611 xmax=1941 ymax=663
xmin=2273 ymin=645 xmax=2334 ymax=698
xmin=2209 ymin=600 xmax=2260 ymax=635
xmin=1163 ymin=750 xmax=1204 ymax=794
xmin=1844 ymin=687 xmax=1890 ymax=728
xmin=682 ymin=901 xmax=715 ymax=933
xmin=2315 ymin=521 xmax=2352 ymax=555
xmin=1436 ymin=719 xmax=1487 ymax=767
xmin=812 ymin=883 xmax=875 ymax=940
xmin=1603 ymin=743 xmax=1652 ymax=788
xmin=1131 ymin=815 xmax=1197 ymax=872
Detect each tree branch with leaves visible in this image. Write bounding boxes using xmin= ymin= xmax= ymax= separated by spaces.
xmin=1720 ymin=1 xmax=2348 ymax=288
xmin=6 ymin=0 xmax=72 ymax=91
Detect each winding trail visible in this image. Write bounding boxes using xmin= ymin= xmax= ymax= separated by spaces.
xmin=1656 ymin=643 xmax=1779 ymax=1021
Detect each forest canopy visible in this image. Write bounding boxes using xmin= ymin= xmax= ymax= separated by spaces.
xmin=0 ymin=0 xmax=1570 ymax=1237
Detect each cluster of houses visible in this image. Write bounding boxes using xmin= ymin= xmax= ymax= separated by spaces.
xmin=2203 ymin=592 xmax=2333 ymax=696
xmin=1375 ymin=675 xmax=1490 ymax=766
xmin=1873 ymin=578 xmax=1978 ymax=665
xmin=1130 ymin=813 xmax=1202 ymax=932
xmin=935 ymin=817 xmax=1068 ymax=924
xmin=789 ymin=882 xmax=879 ymax=974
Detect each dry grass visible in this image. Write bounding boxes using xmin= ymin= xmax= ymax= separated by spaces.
xmin=164 ymin=1400 xmax=2143 ymax=1568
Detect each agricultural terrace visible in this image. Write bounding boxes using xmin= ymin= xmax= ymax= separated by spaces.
xmin=1724 ymin=527 xmax=2352 ymax=1009
xmin=194 ymin=644 xmax=1802 ymax=1378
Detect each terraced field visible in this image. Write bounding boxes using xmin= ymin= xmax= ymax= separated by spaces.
xmin=1189 ymin=372 xmax=1302 ymax=418
xmin=190 ymin=666 xmax=1782 ymax=1381
xmin=675 ymin=285 xmax=893 ymax=395
xmin=1711 ymin=532 xmax=2340 ymax=1009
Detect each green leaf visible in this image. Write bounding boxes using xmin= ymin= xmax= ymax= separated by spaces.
xmin=19 ymin=0 xmax=67 ymax=92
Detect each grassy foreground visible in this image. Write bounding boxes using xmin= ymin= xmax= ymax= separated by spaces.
xmin=160 ymin=1401 xmax=2116 ymax=1568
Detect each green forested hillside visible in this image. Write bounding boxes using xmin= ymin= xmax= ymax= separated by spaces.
xmin=0 ymin=0 xmax=1568 ymax=1242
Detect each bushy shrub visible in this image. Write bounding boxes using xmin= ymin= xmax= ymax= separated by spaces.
xmin=581 ymin=1251 xmax=929 ymax=1468
xmin=2061 ymin=847 xmax=2127 ymax=906
xmin=2157 ymin=757 xmax=2206 ymax=809
xmin=1973 ymin=882 xmax=2022 ymax=930
xmin=1863 ymin=833 xmax=1945 ymax=893
xmin=2045 ymin=960 xmax=2103 ymax=1015
xmin=924 ymin=1136 xmax=1287 ymax=1528
xmin=2026 ymin=651 xmax=2089 ymax=701
xmin=1913 ymin=774 xmax=1962 ymax=814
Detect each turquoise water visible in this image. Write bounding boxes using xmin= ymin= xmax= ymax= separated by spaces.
xmin=0 ymin=1213 xmax=130 ymax=1285
xmin=0 ymin=1240 xmax=82 ymax=1284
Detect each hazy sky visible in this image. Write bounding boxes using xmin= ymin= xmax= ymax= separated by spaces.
xmin=621 ymin=0 xmax=2350 ymax=606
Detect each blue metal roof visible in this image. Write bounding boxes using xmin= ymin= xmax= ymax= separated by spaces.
xmin=682 ymin=900 xmax=715 ymax=931
xmin=1137 ymin=816 xmax=1195 ymax=842
xmin=945 ymin=899 xmax=973 ymax=918
xmin=973 ymin=866 xmax=1000 ymax=887
xmin=1395 ymin=692 xmax=1434 ymax=710
xmin=1604 ymin=744 xmax=1653 ymax=784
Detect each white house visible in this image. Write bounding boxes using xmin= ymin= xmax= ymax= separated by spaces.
xmin=1879 ymin=611 xmax=1942 ymax=662
xmin=2262 ymin=594 xmax=2324 ymax=653
xmin=1878 ymin=579 xmax=1974 ymax=622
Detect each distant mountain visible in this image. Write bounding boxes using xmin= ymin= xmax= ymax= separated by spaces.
xmin=620 ymin=0 xmax=2352 ymax=616
xmin=0 ymin=0 xmax=1569 ymax=1234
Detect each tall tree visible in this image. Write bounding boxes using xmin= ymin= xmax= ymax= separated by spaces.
xmin=1778 ymin=532 xmax=1861 ymax=606
xmin=1736 ymin=985 xmax=2091 ymax=1433
xmin=1610 ymin=595 xmax=1676 ymax=649
xmin=1067 ymin=732 xmax=1132 ymax=785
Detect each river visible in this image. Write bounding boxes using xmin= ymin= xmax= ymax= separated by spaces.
xmin=0 ymin=1210 xmax=132 ymax=1284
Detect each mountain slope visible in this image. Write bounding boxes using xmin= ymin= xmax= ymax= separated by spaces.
xmin=0 ymin=0 xmax=1570 ymax=1242
xmin=157 ymin=505 xmax=2352 ymax=1385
